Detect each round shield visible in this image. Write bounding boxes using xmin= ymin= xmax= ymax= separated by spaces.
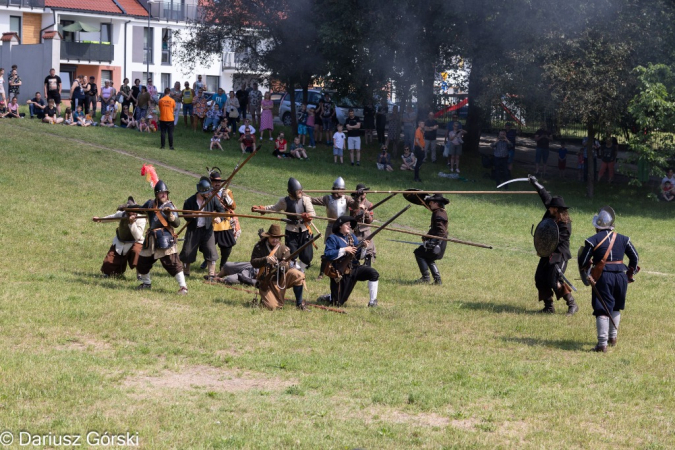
xmin=577 ymin=245 xmax=591 ymax=286
xmin=533 ymin=218 xmax=559 ymax=257
xmin=403 ymin=189 xmax=428 ymax=206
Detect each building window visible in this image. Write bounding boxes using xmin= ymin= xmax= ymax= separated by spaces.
xmin=143 ymin=28 xmax=154 ymax=64
xmin=10 ymin=16 xmax=21 ymax=39
xmin=206 ymin=76 xmax=219 ymax=93
xmin=161 ymin=73 xmax=171 ymax=92
xmin=101 ymin=24 xmax=111 ymax=43
xmin=102 ymin=70 xmax=113 ymax=84
xmin=142 ymin=72 xmax=153 ymax=86
xmin=161 ymin=29 xmax=172 ymax=64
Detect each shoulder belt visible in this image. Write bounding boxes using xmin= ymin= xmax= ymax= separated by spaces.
xmin=597 ymin=231 xmax=617 ymax=266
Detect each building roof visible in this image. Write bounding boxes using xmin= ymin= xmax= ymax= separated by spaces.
xmin=45 ymin=0 xmax=149 ymax=17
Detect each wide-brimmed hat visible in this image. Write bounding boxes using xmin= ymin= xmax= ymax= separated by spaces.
xmin=332 ymin=215 xmax=357 ymax=234
xmin=261 ymin=224 xmax=284 ymax=238
xmin=118 ymin=196 xmax=141 ymax=211
xmin=209 ymin=171 xmax=224 ymax=182
xmin=547 ymin=196 xmax=569 ymax=210
xmin=351 ymin=183 xmax=370 ymax=198
xmin=424 ymin=193 xmax=450 ymax=206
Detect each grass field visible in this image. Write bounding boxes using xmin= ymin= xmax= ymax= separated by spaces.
xmin=0 ymin=117 xmax=673 ymax=449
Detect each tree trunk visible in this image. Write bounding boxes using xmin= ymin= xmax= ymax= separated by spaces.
xmin=417 ymin=62 xmax=436 ymax=117
xmin=465 ymin=58 xmax=487 ymax=153
xmin=586 ymin=122 xmax=595 ymax=198
xmin=288 ymin=78 xmax=298 ymax=134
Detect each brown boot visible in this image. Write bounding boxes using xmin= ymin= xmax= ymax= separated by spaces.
xmin=594 ymin=344 xmax=607 ymax=353
xmin=539 ymin=298 xmax=555 ymax=314
xmin=608 ymin=337 xmax=617 ymax=346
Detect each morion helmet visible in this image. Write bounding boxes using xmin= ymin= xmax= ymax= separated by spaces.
xmin=592 ymin=206 xmax=615 ymax=230
xmin=154 ymin=180 xmax=169 ymax=195
xmin=197 ymin=177 xmax=212 ymax=194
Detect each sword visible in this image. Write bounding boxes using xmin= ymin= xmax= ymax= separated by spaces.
xmin=587 ymin=277 xmax=618 ymax=329
xmin=496 ymin=177 xmax=531 ymax=189
xmin=555 ymin=265 xmax=577 ymax=292
xmin=387 ymin=239 xmax=422 ymax=246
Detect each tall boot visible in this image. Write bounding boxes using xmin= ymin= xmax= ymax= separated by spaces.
xmin=539 ymin=297 xmax=555 ymax=313
xmin=207 ymin=261 xmax=217 ymax=282
xmin=608 ymin=311 xmax=621 ymax=346
xmin=595 ymin=315 xmax=609 ymax=352
xmin=563 ymin=293 xmax=578 ymax=316
xmin=293 ymin=285 xmax=307 ymax=310
xmin=415 ymin=256 xmax=431 ymax=283
xmin=429 ymin=262 xmax=442 ymax=285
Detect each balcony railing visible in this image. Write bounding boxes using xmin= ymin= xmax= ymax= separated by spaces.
xmin=4 ymin=0 xmax=45 ymax=7
xmin=61 ymin=41 xmax=114 ymax=63
xmin=222 ymin=52 xmax=250 ymax=70
xmin=148 ymin=2 xmax=203 ymax=22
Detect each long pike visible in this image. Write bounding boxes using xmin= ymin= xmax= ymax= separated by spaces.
xmin=302 ymin=189 xmax=536 ymax=195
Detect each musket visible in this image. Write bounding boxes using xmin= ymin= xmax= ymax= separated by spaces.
xmin=587 ymin=277 xmax=618 ymax=329
xmin=373 ymin=224 xmax=493 ymax=249
xmin=556 ymin=265 xmax=578 ymax=292
xmin=223 ymin=147 xmax=259 ymax=190
xmin=251 ymin=209 xmax=333 ymax=222
xmin=203 ymin=279 xmax=257 ymax=295
xmin=367 ymin=193 xmax=398 ymax=211
xmin=305 ymin=303 xmax=347 ymax=314
xmin=285 ymin=232 xmax=323 ymax=262
xmin=302 ymin=189 xmax=537 ymax=195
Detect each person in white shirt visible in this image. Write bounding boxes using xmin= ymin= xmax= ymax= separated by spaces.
xmin=333 ymin=124 xmax=346 ymax=164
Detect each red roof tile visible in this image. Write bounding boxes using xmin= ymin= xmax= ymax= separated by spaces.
xmin=2 ymin=32 xmax=20 ymax=42
xmin=42 ymin=30 xmax=63 ymax=40
xmin=116 ymin=0 xmax=149 ymax=17
xmin=45 ymin=0 xmax=123 ymax=14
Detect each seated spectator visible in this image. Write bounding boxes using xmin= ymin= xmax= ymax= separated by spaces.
xmin=120 ymin=105 xmax=137 ymax=129
xmin=0 ymin=101 xmax=8 ymax=118
xmin=27 ymin=92 xmax=47 ymax=119
xmin=73 ymin=105 xmax=86 ymax=126
xmin=139 ymin=118 xmax=150 ymax=133
xmin=82 ymin=113 xmax=95 ymax=127
xmin=401 ymin=146 xmax=416 ymax=171
xmin=290 ymin=136 xmax=308 ymax=160
xmin=273 ymin=132 xmax=288 ymax=158
xmin=239 ymin=128 xmax=257 ymax=153
xmin=43 ymin=99 xmax=63 ymax=124
xmin=203 ymin=100 xmax=222 ymax=131
xmin=5 ymin=97 xmax=21 ymax=119
xmin=100 ymin=109 xmax=116 ymax=127
xmin=377 ymin=146 xmax=393 ymax=171
xmin=661 ymin=169 xmax=675 ymax=201
xmin=146 ymin=108 xmax=158 ymax=132
xmin=210 ymin=125 xmax=226 ymax=151
xmin=238 ymin=118 xmax=256 ymax=136
xmin=63 ymin=107 xmax=77 ymax=126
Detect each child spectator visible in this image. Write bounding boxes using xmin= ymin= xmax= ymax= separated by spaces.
xmin=63 ymin=107 xmax=76 ymax=125
xmin=203 ymin=100 xmax=222 ymax=131
xmin=43 ymin=99 xmax=63 ymax=124
xmin=333 ymin=124 xmax=346 ymax=164
xmin=139 ymin=118 xmax=150 ymax=132
xmin=401 ymin=146 xmax=416 ymax=171
xmin=73 ymin=105 xmax=86 ymax=126
xmin=558 ymin=140 xmax=568 ymax=179
xmin=273 ymin=132 xmax=288 ymax=158
xmin=5 ymin=97 xmax=20 ymax=118
xmin=120 ymin=105 xmax=137 ymax=129
xmin=290 ymin=136 xmax=308 ymax=160
xmin=662 ymin=180 xmax=674 ymax=201
xmin=298 ymin=104 xmax=309 ymax=145
xmin=307 ymin=107 xmax=317 ymax=148
xmin=100 ymin=109 xmax=115 ymax=127
xmin=240 ymin=128 xmax=257 ymax=153
xmin=413 ymin=121 xmax=426 ymax=182
xmin=219 ymin=122 xmax=231 ymax=140
xmin=146 ymin=109 xmax=158 ymax=132
xmin=83 ymin=113 xmax=95 ymax=127
xmin=444 ymin=121 xmax=467 ymax=173
xmin=377 ymin=146 xmax=394 ymax=172
xmin=0 ymin=101 xmax=8 ymax=118
xmin=210 ymin=126 xmax=224 ymax=151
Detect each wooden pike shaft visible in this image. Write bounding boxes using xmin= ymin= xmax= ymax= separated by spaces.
xmin=302 ymin=189 xmax=536 ymax=195
xmin=367 ymin=223 xmax=493 ymax=249
xmin=306 ymin=303 xmax=347 ymax=314
xmin=251 ymin=208 xmax=333 ymax=222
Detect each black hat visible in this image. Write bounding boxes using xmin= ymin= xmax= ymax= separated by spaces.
xmin=547 ymin=196 xmax=569 ymax=209
xmin=332 ymin=215 xmax=357 ymax=234
xmin=118 ymin=196 xmax=141 ymax=211
xmin=424 ymin=193 xmax=449 ymax=206
xmin=209 ymin=171 xmax=223 ymax=182
xmin=154 ymin=180 xmax=169 ymax=195
xmin=351 ymin=183 xmax=370 ymax=198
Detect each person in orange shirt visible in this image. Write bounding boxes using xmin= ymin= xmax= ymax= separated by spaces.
xmin=158 ymin=87 xmax=176 ymax=150
xmin=413 ymin=121 xmax=426 ymax=182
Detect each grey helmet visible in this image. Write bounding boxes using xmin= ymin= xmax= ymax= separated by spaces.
xmin=154 ymin=180 xmax=169 ymax=195
xmin=592 ymin=206 xmax=615 ymax=230
xmin=287 ymin=177 xmax=302 ymax=195
xmin=197 ymin=177 xmax=212 ymax=194
xmin=332 ymin=177 xmax=346 ymax=190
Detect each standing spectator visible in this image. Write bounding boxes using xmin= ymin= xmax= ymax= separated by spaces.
xmin=213 ymin=87 xmax=227 ymax=110
xmin=400 ymin=146 xmax=417 ymax=171
xmin=5 ymin=97 xmax=20 ymax=118
xmin=260 ymin=92 xmax=274 ymax=140
xmin=192 ymin=88 xmax=208 ymax=132
xmin=306 ymin=107 xmax=316 ymax=148
xmin=447 ymin=113 xmax=463 ymax=130
xmin=377 ymin=146 xmax=393 ymax=172
xmin=388 ymin=105 xmax=401 ymax=156
xmin=597 ymin=137 xmax=618 ymax=183
xmin=27 ymin=92 xmax=46 ymax=119
xmin=333 ymin=123 xmax=346 ymax=164
xmin=319 ymin=93 xmax=336 ymax=145
xmin=146 ymin=79 xmax=158 ymax=103
xmin=402 ymin=105 xmax=416 ymax=150
xmin=345 ymin=109 xmax=361 ymax=166
xmin=85 ymin=76 xmax=98 ymax=117
xmin=505 ymin=122 xmax=517 ymax=172
xmin=297 ymin=103 xmax=309 ymax=145
xmin=248 ymin=82 xmax=262 ymax=125
xmin=491 ymin=130 xmax=513 ymax=188
xmin=169 ymin=82 xmax=182 ymax=126
xmin=534 ymin=124 xmax=552 ymax=177
xmin=181 ymin=81 xmax=194 ymax=126
xmin=237 ymin=118 xmax=256 ymax=136
xmin=43 ymin=68 xmax=62 ymax=114
xmin=119 ymin=78 xmax=133 ymax=114
xmin=581 ymin=137 xmax=601 ymax=182
xmin=135 ymin=86 xmax=151 ymax=120
xmin=363 ymin=101 xmax=375 ymax=145
xmin=203 ymin=100 xmax=221 ymax=131
xmin=235 ymin=83 xmax=248 ymax=120
xmin=423 ymin=111 xmax=439 ymax=163
xmin=376 ymin=100 xmax=388 ymax=146
xmin=109 ymin=81 xmax=118 ymax=118
xmin=70 ymin=75 xmax=85 ymax=111
xmin=0 ymin=68 xmax=5 ymax=105
xmin=239 ymin=128 xmax=256 ymax=153
xmin=158 ymin=88 xmax=176 ymax=150
xmin=43 ymin=99 xmax=63 ymax=124
xmin=444 ymin=122 xmax=467 ymax=173
xmin=225 ymin=90 xmax=240 ymax=132
xmin=413 ymin=121 xmax=426 ymax=182
xmin=558 ymin=141 xmax=568 ymax=179
xmin=313 ymin=99 xmax=323 ymax=141
xmin=129 ymin=79 xmax=140 ymax=116
xmin=8 ymin=65 xmax=21 ymax=101
xmin=193 ymin=75 xmax=204 ymax=93
xmin=100 ymin=80 xmax=114 ymax=114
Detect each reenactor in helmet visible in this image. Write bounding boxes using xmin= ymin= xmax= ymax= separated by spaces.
xmin=578 ymin=207 xmax=639 ymax=352
xmin=136 ymin=180 xmax=189 ymax=294
xmin=529 ymin=175 xmax=578 ymax=315
xmin=252 ymin=177 xmax=316 ymax=272
xmin=350 ymin=183 xmax=376 ymax=267
xmin=179 ymin=177 xmax=226 ymax=280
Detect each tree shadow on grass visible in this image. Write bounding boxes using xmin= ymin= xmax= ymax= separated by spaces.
xmin=69 ymin=270 xmax=176 ymax=294
xmin=501 ymin=336 xmax=587 ymax=351
xmin=458 ymin=301 xmax=540 ymax=315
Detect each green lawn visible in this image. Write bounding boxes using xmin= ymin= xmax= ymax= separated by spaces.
xmin=0 ymin=118 xmax=673 ymax=449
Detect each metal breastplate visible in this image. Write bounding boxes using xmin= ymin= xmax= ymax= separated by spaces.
xmin=150 ymin=201 xmax=175 ymax=229
xmin=326 ymin=196 xmax=347 ymax=219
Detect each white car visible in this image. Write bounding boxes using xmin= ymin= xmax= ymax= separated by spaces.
xmin=278 ymin=89 xmax=364 ymax=126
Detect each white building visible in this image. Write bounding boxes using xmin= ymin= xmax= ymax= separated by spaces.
xmin=0 ymin=0 xmax=247 ymax=103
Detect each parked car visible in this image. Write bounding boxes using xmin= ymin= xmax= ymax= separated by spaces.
xmin=279 ymin=89 xmax=364 ymax=126
xmin=270 ymin=91 xmax=284 ymax=117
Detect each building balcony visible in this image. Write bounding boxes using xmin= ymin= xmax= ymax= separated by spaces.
xmin=3 ymin=0 xmax=44 ymax=7
xmin=222 ymin=52 xmax=250 ymax=70
xmin=145 ymin=1 xmax=203 ymax=22
xmin=61 ymin=41 xmax=114 ymax=63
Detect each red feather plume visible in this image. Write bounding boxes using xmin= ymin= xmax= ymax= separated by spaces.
xmin=141 ymin=164 xmax=159 ymax=188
